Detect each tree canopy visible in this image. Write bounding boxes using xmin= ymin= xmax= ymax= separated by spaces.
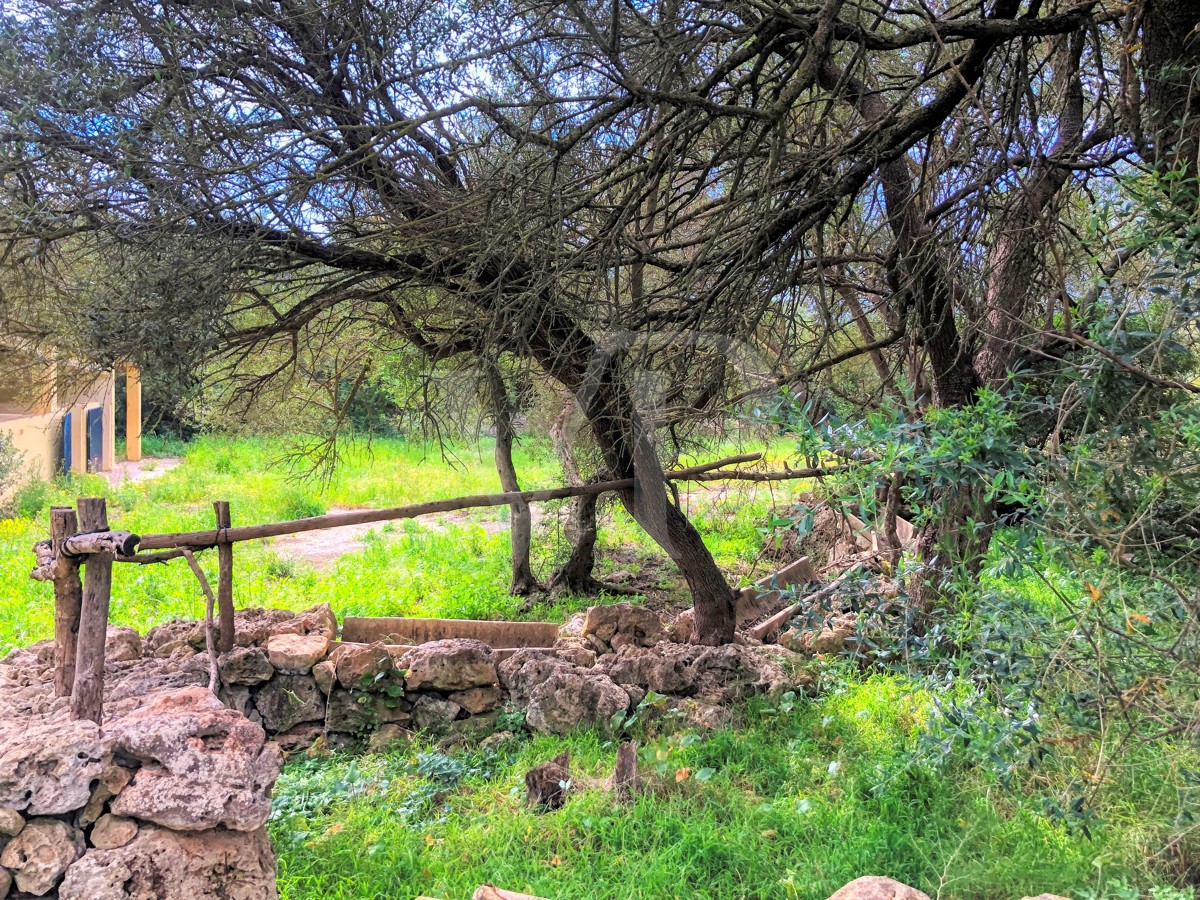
xmin=0 ymin=0 xmax=1195 ymax=641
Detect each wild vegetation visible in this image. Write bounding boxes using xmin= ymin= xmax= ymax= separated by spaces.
xmin=0 ymin=434 xmax=1196 ymax=898
xmin=0 ymin=0 xmax=1197 ymax=895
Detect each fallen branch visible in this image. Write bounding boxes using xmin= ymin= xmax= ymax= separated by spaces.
xmin=751 ymin=562 xmax=874 ymax=641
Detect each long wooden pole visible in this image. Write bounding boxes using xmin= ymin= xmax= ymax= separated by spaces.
xmin=71 ymin=498 xmax=113 ymax=724
xmin=137 ymin=453 xmax=829 ymax=551
xmin=50 ymin=507 xmax=82 ymax=698
xmin=213 ymin=500 xmax=235 ymax=652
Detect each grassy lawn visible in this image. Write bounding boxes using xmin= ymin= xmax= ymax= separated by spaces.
xmin=270 ymin=678 xmax=1188 ymax=900
xmin=0 ymin=435 xmax=1193 ymax=899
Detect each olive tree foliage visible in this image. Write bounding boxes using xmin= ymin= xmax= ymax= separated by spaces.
xmin=0 ymin=0 xmax=1194 ymax=640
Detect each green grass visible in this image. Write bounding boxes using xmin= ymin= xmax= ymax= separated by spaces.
xmin=0 ymin=433 xmax=802 ymax=652
xmin=1 ymin=433 xmax=1193 ymax=899
xmin=269 ymin=676 xmax=1187 ymax=900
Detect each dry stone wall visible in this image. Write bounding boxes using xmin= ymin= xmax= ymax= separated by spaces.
xmin=0 ymin=678 xmax=279 ymax=899
xmin=0 ymin=600 xmax=817 ymax=897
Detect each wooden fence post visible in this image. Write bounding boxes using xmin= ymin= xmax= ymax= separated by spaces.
xmin=213 ymin=500 xmax=235 ymax=652
xmin=71 ymin=497 xmax=113 ymax=724
xmin=50 ymin=506 xmax=82 ymax=698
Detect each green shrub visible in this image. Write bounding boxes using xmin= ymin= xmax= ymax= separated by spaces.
xmin=12 ymin=478 xmax=52 ymax=520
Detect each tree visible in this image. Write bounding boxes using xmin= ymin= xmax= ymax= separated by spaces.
xmin=0 ymin=0 xmax=1193 ymax=635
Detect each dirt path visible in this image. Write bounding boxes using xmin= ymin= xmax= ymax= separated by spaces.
xmin=104 ymin=456 xmax=183 ymax=486
xmin=270 ymin=505 xmax=554 ymax=569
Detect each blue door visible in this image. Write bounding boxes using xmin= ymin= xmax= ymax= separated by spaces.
xmin=62 ymin=411 xmax=72 ymax=475
xmin=86 ymin=407 xmax=103 ymax=472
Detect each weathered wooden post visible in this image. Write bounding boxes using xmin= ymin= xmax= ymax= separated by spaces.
xmin=50 ymin=506 xmax=83 ymax=698
xmin=71 ymin=497 xmax=114 ymax=724
xmin=213 ymin=500 xmax=235 ymax=652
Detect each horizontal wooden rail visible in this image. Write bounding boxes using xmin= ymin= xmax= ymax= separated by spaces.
xmin=135 ymin=453 xmax=839 ymax=552
xmin=137 ymin=453 xmax=767 ymax=550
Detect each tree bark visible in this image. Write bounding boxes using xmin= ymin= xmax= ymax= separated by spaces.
xmin=547 ymin=401 xmax=603 ymax=593
xmin=1141 ymin=0 xmax=1200 ymax=166
xmin=486 ymin=366 xmax=537 ymax=596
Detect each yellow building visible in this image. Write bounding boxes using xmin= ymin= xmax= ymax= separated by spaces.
xmin=0 ymin=350 xmax=142 ymax=486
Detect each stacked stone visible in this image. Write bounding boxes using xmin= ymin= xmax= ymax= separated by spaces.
xmin=0 ymin=688 xmax=280 ymax=899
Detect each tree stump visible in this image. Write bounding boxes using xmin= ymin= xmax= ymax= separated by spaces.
xmin=613 ymin=740 xmax=639 ymax=802
xmin=524 ymin=751 xmax=571 ymax=810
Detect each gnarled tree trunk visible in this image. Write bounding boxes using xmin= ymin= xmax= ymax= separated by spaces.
xmin=530 ymin=319 xmax=737 ymax=644
xmin=486 ymin=365 xmax=538 ymax=597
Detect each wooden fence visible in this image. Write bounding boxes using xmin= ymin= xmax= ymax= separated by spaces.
xmin=29 ymin=451 xmax=825 ymax=724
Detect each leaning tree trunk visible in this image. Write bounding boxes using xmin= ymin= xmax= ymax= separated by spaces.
xmin=486 ymin=365 xmax=538 ymax=596
xmin=532 ymin=330 xmax=737 ymax=644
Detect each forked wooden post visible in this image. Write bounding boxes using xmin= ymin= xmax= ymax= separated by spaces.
xmin=71 ymin=497 xmax=114 ymax=724
xmin=213 ymin=500 xmax=235 ymax=652
xmin=50 ymin=506 xmax=82 ymax=698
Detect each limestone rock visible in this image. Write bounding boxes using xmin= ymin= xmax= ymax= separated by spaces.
xmin=0 ymin=817 xmax=83 ymax=895
xmin=105 ymin=627 xmax=143 ymax=663
xmin=219 ymin=647 xmax=275 ymax=686
xmin=79 ymin=764 xmax=134 ymax=826
xmin=102 ymin=656 xmax=210 ymax=712
xmin=143 ymin=621 xmax=193 ymax=656
xmin=312 ymin=659 xmax=336 ymax=695
xmin=273 ymin=722 xmax=324 ymax=753
xmin=690 ymin=643 xmax=803 ymax=703
xmin=146 ymin=608 xmax=296 ymax=654
xmin=90 ymin=814 xmax=137 ymax=850
xmin=1 ymin=640 xmax=54 ymax=671
xmin=218 ymin=684 xmax=253 ymax=718
xmin=153 ymin=639 xmax=194 ymax=659
xmin=106 ymin=688 xmax=281 ymax=832
xmin=265 ymin=633 xmax=329 ymax=674
xmin=0 ymin=716 xmax=109 ymax=816
xmin=448 ymin=685 xmax=503 ymax=714
xmin=0 ymin=807 xmax=24 ymax=837
xmin=227 ymin=608 xmax=299 ymax=648
xmin=294 ymin=602 xmax=338 ymax=639
xmin=526 ymin=670 xmax=630 ymax=735
xmin=0 ymin=864 xmax=9 ymax=897
xmin=400 ymin=639 xmax=496 ymax=692
xmin=595 ymin=642 xmax=699 ymax=695
xmin=779 ymin=612 xmax=857 ymax=655
xmin=551 ymin=639 xmax=596 ymax=668
xmin=826 ymin=877 xmax=930 ymax=900
xmin=59 ymin=825 xmax=277 ymax=900
xmin=498 ymin=649 xmax=579 ymax=706
xmin=252 ymin=674 xmax=325 ymax=733
xmin=333 ymin=642 xmax=395 ymax=691
xmin=367 ymin=724 xmax=411 ymax=753
xmin=582 ymin=603 xmax=664 ymax=653
xmin=411 ymin=695 xmax=462 ymax=730
xmin=325 ymin=689 xmax=411 ymax=734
